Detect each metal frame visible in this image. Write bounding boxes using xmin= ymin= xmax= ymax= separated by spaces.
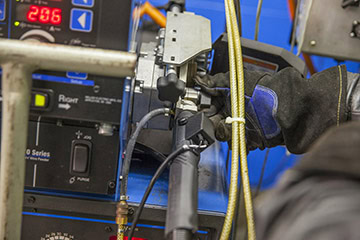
xmin=0 ymin=39 xmax=136 ymax=240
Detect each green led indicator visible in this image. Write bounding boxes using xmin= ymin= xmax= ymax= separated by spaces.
xmin=14 ymin=21 xmax=20 ymax=27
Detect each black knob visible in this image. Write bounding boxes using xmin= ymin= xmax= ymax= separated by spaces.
xmin=157 ymin=73 xmax=185 ymax=103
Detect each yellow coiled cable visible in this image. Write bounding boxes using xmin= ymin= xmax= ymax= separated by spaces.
xmin=221 ymin=0 xmax=256 ymax=239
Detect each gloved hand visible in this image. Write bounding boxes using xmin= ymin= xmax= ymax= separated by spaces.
xmin=195 ymin=65 xmax=354 ymax=154
xmin=195 ymin=70 xmax=272 ymax=152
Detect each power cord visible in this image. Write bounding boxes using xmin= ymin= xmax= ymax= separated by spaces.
xmin=127 ymin=144 xmax=201 ymax=240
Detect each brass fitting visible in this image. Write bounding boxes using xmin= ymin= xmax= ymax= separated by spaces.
xmin=116 ymin=200 xmax=129 ymax=240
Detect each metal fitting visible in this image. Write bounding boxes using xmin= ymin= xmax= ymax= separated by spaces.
xmin=184 ymin=88 xmax=200 ymax=104
xmin=116 ymin=200 xmax=129 ymax=225
xmin=176 ymin=99 xmax=198 ymax=112
xmin=116 ymin=200 xmax=129 ymax=240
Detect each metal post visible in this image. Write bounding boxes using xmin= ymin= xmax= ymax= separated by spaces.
xmin=0 ymin=63 xmax=34 ymax=240
xmin=0 ymin=38 xmax=137 ymax=240
xmin=0 ymin=39 xmax=137 ymax=78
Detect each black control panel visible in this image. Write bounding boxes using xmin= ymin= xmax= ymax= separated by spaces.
xmin=0 ymin=0 xmax=133 ymax=196
xmin=23 ymin=121 xmax=119 ymax=195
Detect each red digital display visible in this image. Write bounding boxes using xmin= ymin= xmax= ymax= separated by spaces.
xmin=26 ymin=5 xmax=62 ymax=25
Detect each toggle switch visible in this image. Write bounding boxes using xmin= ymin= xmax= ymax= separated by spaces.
xmin=70 ymin=140 xmax=92 ymax=176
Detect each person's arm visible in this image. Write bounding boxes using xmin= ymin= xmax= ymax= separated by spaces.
xmin=196 ymin=65 xmax=359 ymax=154
xmin=255 ymin=121 xmax=360 ymax=240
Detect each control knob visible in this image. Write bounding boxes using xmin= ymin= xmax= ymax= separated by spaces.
xmin=19 ymin=29 xmax=55 ymax=43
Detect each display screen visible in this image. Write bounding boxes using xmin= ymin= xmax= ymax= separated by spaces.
xmin=26 ymin=5 xmax=62 ymax=25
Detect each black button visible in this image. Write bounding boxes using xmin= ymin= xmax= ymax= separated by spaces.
xmin=70 ymin=140 xmax=92 ymax=176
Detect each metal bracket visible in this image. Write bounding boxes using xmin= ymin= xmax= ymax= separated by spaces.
xmin=163 ymin=12 xmax=212 ymax=66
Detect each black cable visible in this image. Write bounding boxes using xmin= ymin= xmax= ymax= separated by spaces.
xmin=128 ymin=145 xmax=193 ymax=240
xmin=120 ymin=108 xmax=171 ymax=197
xmin=254 ymin=148 xmax=270 ymax=198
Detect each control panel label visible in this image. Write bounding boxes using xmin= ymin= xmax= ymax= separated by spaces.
xmin=84 ymin=95 xmax=121 ymax=105
xmin=25 ymin=149 xmax=51 ymax=162
xmin=33 ymin=73 xmax=95 ymax=86
xmin=69 ymin=176 xmax=90 ymax=184
xmin=59 ymin=94 xmax=79 ymax=104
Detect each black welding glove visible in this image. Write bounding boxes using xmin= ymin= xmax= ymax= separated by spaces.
xmin=195 ymin=65 xmax=355 ymax=154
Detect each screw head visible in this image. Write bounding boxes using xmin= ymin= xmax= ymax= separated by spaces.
xmin=178 ymin=117 xmax=188 ymax=126
xmin=310 ymin=40 xmax=317 ymax=46
xmin=104 ymin=226 xmax=112 ymax=232
xmin=128 ymin=207 xmax=135 ymax=216
xmin=27 ymin=196 xmax=36 ymax=204
xmin=93 ymin=85 xmax=101 ymax=93
xmin=108 ymin=181 xmax=116 ymax=189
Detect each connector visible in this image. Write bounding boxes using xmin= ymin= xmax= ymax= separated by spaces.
xmin=116 ymin=200 xmax=129 ymax=240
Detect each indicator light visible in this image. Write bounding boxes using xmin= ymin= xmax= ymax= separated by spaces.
xmin=14 ymin=21 xmax=20 ymax=26
xmin=34 ymin=94 xmax=46 ymax=107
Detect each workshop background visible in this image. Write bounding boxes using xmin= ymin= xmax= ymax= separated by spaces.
xmin=149 ymin=0 xmax=360 ymax=190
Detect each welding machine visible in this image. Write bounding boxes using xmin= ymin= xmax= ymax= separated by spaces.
xmin=0 ymin=0 xmax=228 ymax=239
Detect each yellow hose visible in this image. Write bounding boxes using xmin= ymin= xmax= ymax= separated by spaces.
xmin=220 ymin=0 xmax=240 ymax=239
xmin=228 ymin=0 xmax=256 ymax=239
xmin=220 ymin=0 xmax=256 ymax=239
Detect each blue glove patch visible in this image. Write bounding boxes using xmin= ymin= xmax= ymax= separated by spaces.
xmin=245 ymin=85 xmax=280 ymax=139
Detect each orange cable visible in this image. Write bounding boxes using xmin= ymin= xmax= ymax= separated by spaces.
xmin=133 ymin=1 xmax=167 ymax=28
